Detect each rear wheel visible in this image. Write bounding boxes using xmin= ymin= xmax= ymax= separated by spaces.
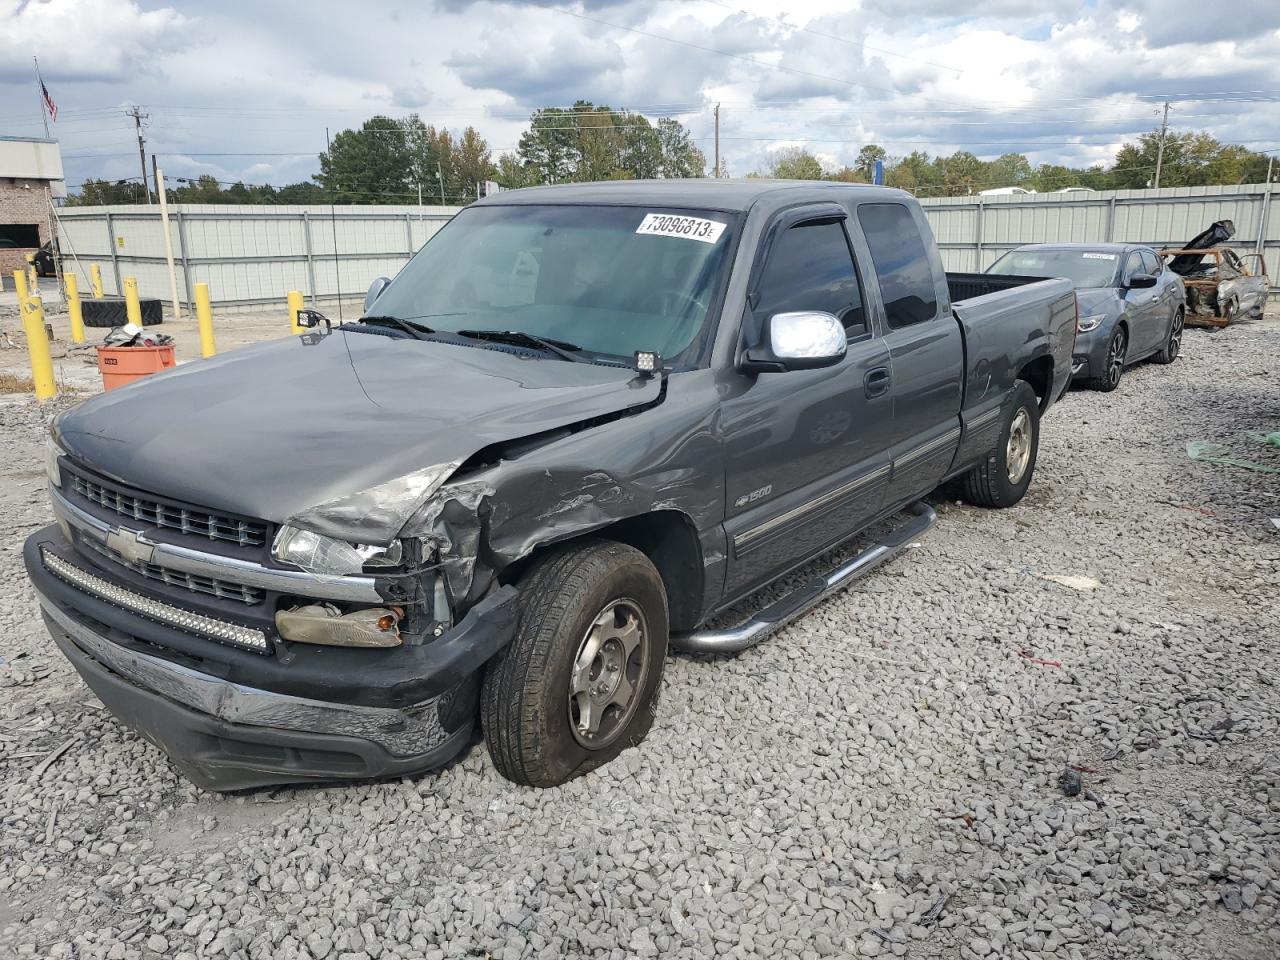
xmin=1153 ymin=308 xmax=1183 ymax=364
xmin=1091 ymin=326 xmax=1127 ymax=392
xmin=481 ymin=540 xmax=668 ymax=787
xmin=959 ymin=381 xmax=1040 ymax=509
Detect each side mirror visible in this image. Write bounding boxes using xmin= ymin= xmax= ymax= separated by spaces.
xmin=742 ymin=311 xmax=847 ymax=373
xmin=364 ymin=276 xmax=391 ymax=311
xmin=1127 ymin=273 xmax=1158 ymax=289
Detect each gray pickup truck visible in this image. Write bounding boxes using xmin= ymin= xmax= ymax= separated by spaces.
xmin=26 ymin=181 xmax=1076 ymax=791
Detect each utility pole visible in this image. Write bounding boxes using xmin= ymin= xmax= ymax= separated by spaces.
xmin=1153 ymin=101 xmax=1170 ymax=190
xmin=713 ymin=102 xmax=721 ymax=178
xmin=437 ymin=162 xmax=445 ymax=205
xmin=127 ymin=105 xmax=153 ymax=203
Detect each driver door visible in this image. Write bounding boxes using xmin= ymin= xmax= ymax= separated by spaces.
xmin=720 ymin=208 xmax=895 ymax=599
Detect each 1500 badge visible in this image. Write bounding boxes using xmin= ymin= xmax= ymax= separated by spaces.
xmin=734 ymin=485 xmax=773 ymax=508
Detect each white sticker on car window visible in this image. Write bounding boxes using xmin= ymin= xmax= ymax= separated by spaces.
xmin=1081 ymin=252 xmax=1117 ymax=260
xmin=635 ymin=213 xmax=727 ymax=244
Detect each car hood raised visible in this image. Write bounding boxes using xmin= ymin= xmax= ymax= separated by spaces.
xmin=55 ymin=330 xmax=659 ymax=526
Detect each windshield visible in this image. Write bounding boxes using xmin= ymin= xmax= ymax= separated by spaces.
xmin=986 ymin=248 xmax=1120 ymax=288
xmin=367 ymin=204 xmax=738 ymax=364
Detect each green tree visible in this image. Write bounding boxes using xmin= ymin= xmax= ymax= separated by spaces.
xmin=855 ymin=144 xmax=887 ymax=181
xmin=986 ymin=152 xmax=1033 ymax=188
xmin=68 ymin=179 xmax=145 ymax=205
xmin=318 ymin=115 xmax=412 ymax=203
xmin=769 ymin=147 xmax=824 ymax=180
xmin=654 ymin=117 xmax=705 ymax=178
xmin=514 ymin=101 xmax=703 ymax=184
xmin=275 ymin=181 xmax=327 ymax=204
xmin=496 ymin=152 xmax=541 ymax=189
xmin=937 ymin=151 xmax=984 ymax=195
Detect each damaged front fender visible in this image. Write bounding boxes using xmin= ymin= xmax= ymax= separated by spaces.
xmin=407 ymin=370 xmax=728 ymax=619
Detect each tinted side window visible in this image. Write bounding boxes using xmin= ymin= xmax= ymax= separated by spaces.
xmin=1123 ymin=251 xmax=1144 ymax=282
xmin=858 ymin=203 xmax=939 ymax=328
xmin=1141 ymin=250 xmax=1161 ymax=275
xmin=754 ymin=219 xmax=867 ymax=334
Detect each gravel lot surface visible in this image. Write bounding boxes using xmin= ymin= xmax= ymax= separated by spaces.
xmin=2 ymin=316 xmax=1277 ymax=960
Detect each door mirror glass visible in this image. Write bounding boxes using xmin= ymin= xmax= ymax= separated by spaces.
xmin=364 ymin=276 xmax=391 ymax=311
xmin=1127 ymin=273 xmax=1158 ymax=289
xmin=743 ymin=311 xmax=846 ymax=372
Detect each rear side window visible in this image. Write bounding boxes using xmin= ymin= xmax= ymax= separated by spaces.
xmin=754 ymin=219 xmax=867 ymax=335
xmin=858 ymin=203 xmax=939 ymax=328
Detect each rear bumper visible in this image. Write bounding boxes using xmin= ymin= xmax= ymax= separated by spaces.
xmin=25 ymin=526 xmax=518 ymax=790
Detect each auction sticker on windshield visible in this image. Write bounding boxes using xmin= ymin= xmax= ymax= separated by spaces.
xmin=636 ymin=213 xmax=727 ymax=244
xmin=1081 ymin=252 xmax=1117 ymax=260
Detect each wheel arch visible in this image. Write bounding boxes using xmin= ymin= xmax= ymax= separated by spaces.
xmin=498 ymin=509 xmax=705 ymax=633
xmin=1016 ymin=354 xmax=1055 ymax=411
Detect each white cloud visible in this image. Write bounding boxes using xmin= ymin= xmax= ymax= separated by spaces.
xmin=0 ymin=0 xmax=1276 ymax=189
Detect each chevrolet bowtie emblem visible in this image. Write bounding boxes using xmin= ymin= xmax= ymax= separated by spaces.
xmin=105 ymin=527 xmax=156 ymax=565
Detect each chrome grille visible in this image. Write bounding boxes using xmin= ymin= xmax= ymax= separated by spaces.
xmin=67 ymin=467 xmax=268 ymax=547
xmin=81 ymin=536 xmax=265 ymax=605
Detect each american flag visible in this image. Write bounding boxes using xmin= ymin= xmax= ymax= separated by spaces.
xmin=41 ymin=80 xmax=57 ymax=122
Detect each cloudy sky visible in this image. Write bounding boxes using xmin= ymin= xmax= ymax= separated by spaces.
xmin=2 ymin=0 xmax=1279 ymax=194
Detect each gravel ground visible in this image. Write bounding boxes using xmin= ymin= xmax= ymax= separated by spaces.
xmin=2 ymin=317 xmax=1278 ymax=960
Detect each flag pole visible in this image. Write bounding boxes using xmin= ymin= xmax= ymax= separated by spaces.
xmin=34 ymin=57 xmax=50 ymax=138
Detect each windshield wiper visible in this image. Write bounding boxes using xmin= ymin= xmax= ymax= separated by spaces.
xmin=458 ymin=329 xmax=586 ymax=363
xmin=359 ymin=315 xmax=434 ymax=340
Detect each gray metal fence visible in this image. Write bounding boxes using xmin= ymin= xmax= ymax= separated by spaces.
xmin=54 ymin=204 xmax=463 ymax=310
xmin=53 ymin=183 xmax=1278 ymax=312
xmin=919 ymin=182 xmax=1278 ymax=292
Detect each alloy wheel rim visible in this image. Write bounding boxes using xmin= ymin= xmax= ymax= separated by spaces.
xmin=1006 ymin=407 xmax=1032 ymax=484
xmin=1107 ymin=329 xmax=1126 ymax=385
xmin=1169 ymin=312 xmax=1183 ymax=359
xmin=568 ymin=599 xmax=649 ymax=749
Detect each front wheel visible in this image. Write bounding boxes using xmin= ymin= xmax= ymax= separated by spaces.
xmin=481 ymin=540 xmax=668 ymax=787
xmin=1153 ymin=309 xmax=1183 ymax=364
xmin=959 ymin=380 xmax=1041 ymax=509
xmin=1091 ymin=326 xmax=1127 ymax=392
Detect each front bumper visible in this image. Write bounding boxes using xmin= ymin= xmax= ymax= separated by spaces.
xmin=25 ymin=526 xmax=518 ymax=790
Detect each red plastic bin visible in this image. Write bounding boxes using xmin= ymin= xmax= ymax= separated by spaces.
xmin=97 ymin=345 xmax=176 ymax=391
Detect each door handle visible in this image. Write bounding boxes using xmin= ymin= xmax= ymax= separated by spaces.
xmin=1150 ymin=295 xmax=1159 ymax=302
xmin=864 ymin=366 xmax=891 ymax=398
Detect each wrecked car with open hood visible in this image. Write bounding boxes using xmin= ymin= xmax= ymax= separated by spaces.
xmin=26 ymin=180 xmax=1077 ymax=790
xmin=1161 ymin=219 xmax=1270 ymax=327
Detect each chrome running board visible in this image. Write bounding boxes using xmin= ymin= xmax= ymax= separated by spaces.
xmin=671 ymin=501 xmax=936 ymax=654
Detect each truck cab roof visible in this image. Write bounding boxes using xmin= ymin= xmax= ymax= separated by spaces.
xmin=475 ymin=178 xmax=912 ymax=215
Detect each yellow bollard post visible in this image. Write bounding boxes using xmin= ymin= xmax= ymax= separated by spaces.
xmin=65 ymin=273 xmax=85 ymax=344
xmin=26 ymin=256 xmax=37 ymax=291
xmin=124 ymin=276 xmax=143 ymax=327
xmin=90 ymin=263 xmax=104 ymax=299
xmin=195 ymin=282 xmax=217 ymax=358
xmin=287 ymin=290 xmax=305 ymax=334
xmin=21 ymin=292 xmax=57 ymax=401
xmin=14 ymin=268 xmax=30 ymax=308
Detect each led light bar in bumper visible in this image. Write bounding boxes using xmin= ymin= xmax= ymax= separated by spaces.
xmin=41 ymin=547 xmax=269 ymax=653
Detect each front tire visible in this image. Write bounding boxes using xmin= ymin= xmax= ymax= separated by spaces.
xmin=1091 ymin=325 xmax=1127 ymax=392
xmin=959 ymin=380 xmax=1040 ymax=509
xmin=481 ymin=540 xmax=668 ymax=787
xmin=1153 ymin=308 xmax=1183 ymax=364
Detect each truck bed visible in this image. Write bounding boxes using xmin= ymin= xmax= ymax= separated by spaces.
xmin=946 ymin=271 xmax=1049 ymax=302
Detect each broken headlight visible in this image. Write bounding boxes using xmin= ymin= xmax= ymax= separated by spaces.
xmin=273 ymin=526 xmax=403 ymax=577
xmin=282 ymin=463 xmax=460 ymax=544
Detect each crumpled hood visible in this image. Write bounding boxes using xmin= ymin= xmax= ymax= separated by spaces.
xmin=56 ymin=330 xmax=658 ymax=528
